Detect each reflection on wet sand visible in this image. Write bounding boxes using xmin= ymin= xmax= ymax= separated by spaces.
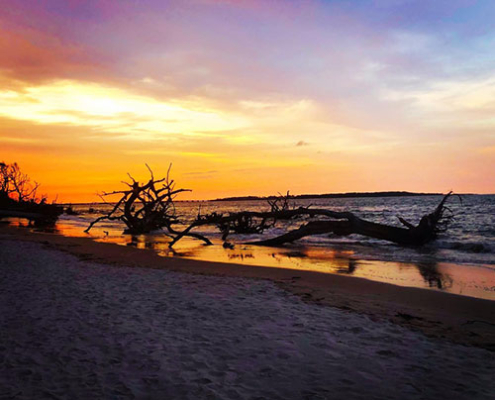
xmin=9 ymin=218 xmax=60 ymax=234
xmin=336 ymin=259 xmax=358 ymax=275
xmin=415 ymin=261 xmax=453 ymax=290
xmin=7 ymin=218 xmax=494 ymax=300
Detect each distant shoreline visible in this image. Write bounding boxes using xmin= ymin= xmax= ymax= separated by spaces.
xmin=210 ymin=191 xmax=444 ymax=202
xmin=58 ymin=191 xmax=495 ymax=206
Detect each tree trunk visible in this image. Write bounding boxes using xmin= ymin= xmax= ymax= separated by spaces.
xmin=249 ymin=193 xmax=453 ymax=247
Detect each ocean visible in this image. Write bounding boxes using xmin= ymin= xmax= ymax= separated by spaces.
xmin=21 ymin=194 xmax=495 ymax=300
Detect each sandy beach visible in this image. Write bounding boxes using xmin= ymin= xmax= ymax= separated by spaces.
xmin=1 ymin=226 xmax=495 ymax=399
xmin=3 ymin=0 xmax=495 ymax=398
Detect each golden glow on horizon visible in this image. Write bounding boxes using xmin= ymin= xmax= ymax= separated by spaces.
xmin=1 ymin=71 xmax=494 ymax=202
xmin=1 ymin=73 xmax=494 ymax=202
xmin=1 ymin=77 xmax=362 ymax=202
xmin=1 ymin=0 xmax=495 ymax=201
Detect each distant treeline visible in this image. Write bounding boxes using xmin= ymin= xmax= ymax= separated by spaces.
xmin=211 ymin=191 xmax=443 ymax=202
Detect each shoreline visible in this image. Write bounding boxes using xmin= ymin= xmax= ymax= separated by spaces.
xmin=3 ymin=236 xmax=494 ymax=399
xmin=1 ymin=224 xmax=494 ymax=351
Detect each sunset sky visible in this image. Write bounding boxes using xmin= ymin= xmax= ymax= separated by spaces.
xmin=2 ymin=0 xmax=495 ymax=202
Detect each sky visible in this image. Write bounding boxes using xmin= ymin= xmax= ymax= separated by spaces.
xmin=1 ymin=0 xmax=495 ymax=202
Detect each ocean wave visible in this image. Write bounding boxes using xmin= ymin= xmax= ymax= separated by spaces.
xmin=435 ymin=240 xmax=494 ymax=254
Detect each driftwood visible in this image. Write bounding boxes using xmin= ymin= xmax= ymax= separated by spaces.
xmin=85 ymin=165 xmax=212 ymax=245
xmin=251 ymin=192 xmax=452 ymax=246
xmin=172 ymin=192 xmax=454 ymax=248
xmin=85 ymin=165 xmax=186 ymax=234
xmin=168 ymin=192 xmax=295 ymax=247
xmin=86 ymin=164 xmax=454 ymax=249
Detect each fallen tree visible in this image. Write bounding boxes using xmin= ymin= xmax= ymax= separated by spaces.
xmin=85 ymin=165 xmax=212 ymax=244
xmin=171 ymin=192 xmax=454 ymax=248
xmin=249 ymin=192 xmax=452 ymax=246
xmin=168 ymin=192 xmax=295 ymax=247
xmin=86 ymin=166 xmax=454 ymax=249
xmin=85 ymin=165 xmax=183 ymax=234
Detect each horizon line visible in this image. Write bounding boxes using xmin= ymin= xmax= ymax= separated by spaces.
xmin=57 ymin=190 xmax=493 ymax=205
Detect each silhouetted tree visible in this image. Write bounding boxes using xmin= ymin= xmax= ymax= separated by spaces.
xmin=86 ymin=164 xmax=454 ymax=249
xmin=85 ymin=165 xmax=211 ymax=244
xmin=0 ymin=162 xmax=43 ymax=202
xmin=172 ymin=192 xmax=455 ymax=248
xmin=0 ymin=161 xmax=62 ymax=223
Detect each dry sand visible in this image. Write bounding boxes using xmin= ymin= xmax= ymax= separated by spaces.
xmin=2 ymin=225 xmax=494 ymax=350
xmin=1 ymin=227 xmax=495 ymax=399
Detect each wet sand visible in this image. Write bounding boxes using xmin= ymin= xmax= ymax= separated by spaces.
xmin=34 ymin=215 xmax=495 ymax=300
xmin=1 ymin=224 xmax=494 ymax=351
xmin=1 ymin=225 xmax=495 ymax=398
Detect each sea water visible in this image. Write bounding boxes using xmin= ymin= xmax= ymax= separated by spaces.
xmin=20 ymin=195 xmax=495 ymax=299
